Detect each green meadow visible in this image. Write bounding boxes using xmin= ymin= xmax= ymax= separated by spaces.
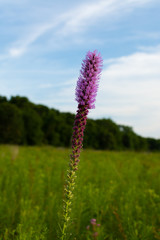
xmin=0 ymin=145 xmax=159 ymax=240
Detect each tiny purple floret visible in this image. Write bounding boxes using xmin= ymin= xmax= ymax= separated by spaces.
xmin=90 ymin=218 xmax=97 ymax=225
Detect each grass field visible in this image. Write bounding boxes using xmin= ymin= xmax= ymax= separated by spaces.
xmin=0 ymin=145 xmax=159 ymax=240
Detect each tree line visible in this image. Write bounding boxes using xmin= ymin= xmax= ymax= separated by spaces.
xmin=0 ymin=95 xmax=160 ymax=151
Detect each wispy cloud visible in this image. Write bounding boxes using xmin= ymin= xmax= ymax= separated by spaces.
xmin=59 ymin=0 xmax=155 ymax=34
xmin=8 ymin=22 xmax=60 ymax=57
xmin=1 ymin=0 xmax=156 ymax=59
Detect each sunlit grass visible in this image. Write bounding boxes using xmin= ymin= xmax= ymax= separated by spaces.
xmin=0 ymin=146 xmax=159 ymax=240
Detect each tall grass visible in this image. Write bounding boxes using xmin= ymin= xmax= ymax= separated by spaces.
xmin=0 ymin=145 xmax=159 ymax=240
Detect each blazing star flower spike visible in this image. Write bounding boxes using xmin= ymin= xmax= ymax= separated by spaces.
xmin=60 ymin=50 xmax=103 ymax=240
xmin=76 ymin=50 xmax=103 ymax=109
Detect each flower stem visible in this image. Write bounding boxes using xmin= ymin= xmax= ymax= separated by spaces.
xmin=60 ymin=106 xmax=88 ymax=240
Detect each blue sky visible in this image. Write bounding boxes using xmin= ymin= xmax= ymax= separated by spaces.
xmin=0 ymin=0 xmax=160 ymax=138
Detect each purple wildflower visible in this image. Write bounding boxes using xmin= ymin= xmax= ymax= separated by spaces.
xmin=90 ymin=218 xmax=97 ymax=225
xmin=61 ymin=50 xmax=102 ymax=240
xmin=86 ymin=218 xmax=101 ymax=240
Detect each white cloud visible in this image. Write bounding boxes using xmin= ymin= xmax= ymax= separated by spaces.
xmin=89 ymin=46 xmax=160 ymax=138
xmin=9 ymin=48 xmax=25 ymax=57
xmin=2 ymin=0 xmax=156 ymax=58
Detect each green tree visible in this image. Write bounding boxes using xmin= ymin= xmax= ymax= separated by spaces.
xmin=9 ymin=96 xmax=43 ymax=145
xmin=0 ymin=96 xmax=7 ymax=103
xmin=10 ymin=96 xmax=33 ymax=109
xmin=147 ymin=138 xmax=160 ymax=151
xmin=96 ymin=119 xmax=121 ymax=150
xmin=84 ymin=119 xmax=100 ymax=149
xmin=22 ymin=108 xmax=43 ymax=145
xmin=43 ymin=110 xmax=61 ymax=146
xmin=0 ymin=102 xmax=24 ymax=144
xmin=59 ymin=112 xmax=74 ymax=147
xmin=0 ymin=95 xmax=159 ymax=151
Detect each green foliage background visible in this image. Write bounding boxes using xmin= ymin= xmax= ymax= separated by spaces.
xmin=0 ymin=95 xmax=160 ymax=151
xmin=0 ymin=146 xmax=159 ymax=240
